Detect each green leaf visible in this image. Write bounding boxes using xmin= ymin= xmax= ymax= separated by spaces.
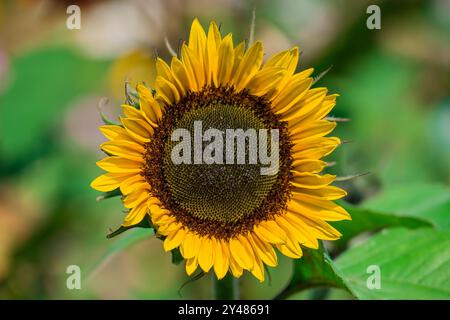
xmin=362 ymin=184 xmax=450 ymax=229
xmin=332 ymin=204 xmax=432 ymax=249
xmin=275 ymin=244 xmax=355 ymax=299
xmin=96 ymin=188 xmax=122 ymax=202
xmin=336 ymin=228 xmax=450 ymax=299
xmin=107 ymin=215 xmax=153 ymax=239
xmin=331 ymin=183 xmax=449 ymax=247
xmin=171 ymin=248 xmax=184 ymax=265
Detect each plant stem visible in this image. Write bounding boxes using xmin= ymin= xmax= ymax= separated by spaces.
xmin=212 ymin=273 xmax=239 ymax=300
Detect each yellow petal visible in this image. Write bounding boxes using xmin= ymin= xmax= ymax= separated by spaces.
xmin=122 ymin=200 xmax=148 ymax=227
xmin=229 ymin=253 xmax=243 ymax=278
xmin=90 ymin=172 xmax=131 ymax=192
xmin=156 ymin=57 xmax=186 ymax=97
xmin=120 ymin=174 xmax=147 ymax=195
xmin=96 ymin=156 xmax=142 ymax=173
xmin=234 ymin=41 xmax=245 ymax=57
xmin=250 ymin=257 xmax=265 ymax=283
xmin=289 ymin=196 xmax=351 ymax=221
xmin=198 ymin=237 xmax=214 ymax=272
xmin=295 ymin=146 xmax=338 ymax=161
xmin=292 ymin=136 xmax=340 ymax=153
xmin=151 ymin=211 xmax=174 ymax=227
xmin=121 ymin=117 xmax=153 ymax=143
xmin=221 ymin=241 xmax=231 ymax=276
xmin=249 ymin=232 xmax=277 ymax=267
xmin=264 ymin=47 xmax=300 ymax=96
xmin=233 ymin=41 xmax=264 ymax=92
xmin=295 ymin=68 xmax=315 ymax=80
xmin=286 ymin=211 xmax=342 ymax=240
xmin=217 ymin=34 xmax=234 ymax=86
xmin=99 ymin=125 xmax=130 ymax=141
xmin=101 ymin=140 xmax=144 ymax=162
xmin=213 ymin=238 xmax=229 ymax=280
xmin=181 ymin=232 xmax=201 ymax=259
xmin=155 ymin=76 xmax=181 ymax=104
xmin=148 ymin=203 xmax=171 ymax=224
xmin=231 ymin=41 xmax=245 ymax=78
xmin=186 ymin=256 xmax=198 ymax=276
xmin=291 ymin=137 xmax=340 ymax=160
xmin=284 ymin=88 xmax=328 ymax=123
xmin=121 ymin=105 xmax=146 ymax=121
xmin=282 ymin=213 xmax=319 ymax=249
xmin=171 ymin=57 xmax=193 ymax=94
xmin=123 ymin=188 xmax=150 ymax=209
xmin=206 ymin=22 xmax=221 ymax=86
xmin=265 ymin=47 xmax=299 ymax=75
xmin=137 ymin=84 xmax=163 ymax=126
xmin=188 ymin=18 xmax=207 ymax=64
xmin=291 ymin=172 xmax=335 ymax=189
xmin=253 ymin=220 xmax=286 ymax=244
xmin=229 ymin=235 xmax=255 ymax=270
xmin=276 ymin=243 xmax=302 ymax=259
xmin=303 ymin=93 xmax=338 ymax=122
xmin=157 ymin=221 xmax=182 ymax=236
xmin=247 ymin=67 xmax=286 ymax=97
xmin=181 ymin=44 xmax=204 ymax=91
xmin=271 ymin=76 xmax=313 ymax=114
xmin=290 ymin=120 xmax=336 ymax=141
xmin=292 ymin=185 xmax=347 ymax=201
xmin=163 ymin=227 xmax=186 ymax=251
xmin=291 ymin=159 xmax=326 ymax=174
xmin=147 ymin=196 xmax=162 ymax=206
xmin=274 ymin=218 xmax=303 ymax=257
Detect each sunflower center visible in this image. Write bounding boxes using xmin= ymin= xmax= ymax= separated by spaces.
xmin=143 ymin=86 xmax=293 ymax=239
xmin=163 ymin=103 xmax=277 ymax=223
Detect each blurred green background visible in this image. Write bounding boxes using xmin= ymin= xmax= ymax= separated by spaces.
xmin=0 ymin=0 xmax=448 ymax=299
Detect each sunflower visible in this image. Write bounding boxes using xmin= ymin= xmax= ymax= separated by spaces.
xmin=91 ymin=19 xmax=350 ymax=282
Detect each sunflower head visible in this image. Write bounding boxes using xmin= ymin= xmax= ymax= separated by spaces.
xmin=91 ymin=19 xmax=350 ymax=282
